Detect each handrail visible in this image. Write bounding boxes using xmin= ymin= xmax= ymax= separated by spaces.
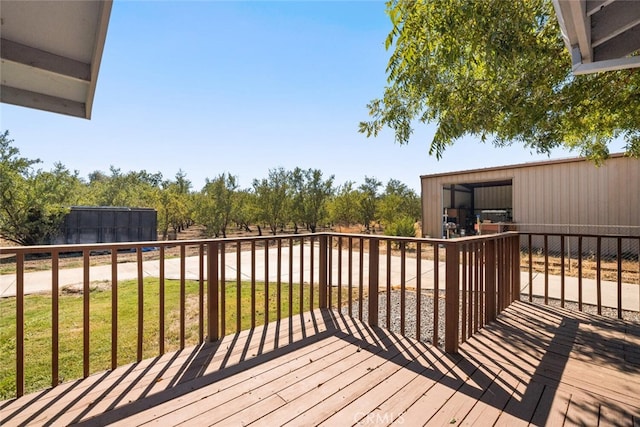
xmin=0 ymin=231 xmax=534 ymax=398
xmin=0 ymin=230 xmax=520 ymax=255
xmin=518 ymin=231 xmax=640 ymax=318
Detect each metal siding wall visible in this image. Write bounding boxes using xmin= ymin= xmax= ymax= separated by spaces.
xmin=630 ymin=160 xmax=640 ymax=226
xmin=457 ymin=190 xmax=472 ymax=208
xmin=421 ymin=180 xmax=442 ymax=237
xmin=421 ymin=156 xmax=640 ymax=239
xmin=551 ymin=164 xmax=561 ymax=223
xmin=443 ymin=188 xmax=451 ymax=209
xmin=513 ymin=174 xmax=525 ymax=224
xmin=609 ymin=160 xmax=624 ymax=225
xmin=473 ymin=186 xmax=511 ymax=210
xmin=53 ymin=208 xmax=158 ymax=244
xmin=562 ymin=163 xmax=576 ymax=224
xmin=597 ymin=164 xmax=607 ymax=224
xmin=587 ymin=163 xmax=597 ymax=222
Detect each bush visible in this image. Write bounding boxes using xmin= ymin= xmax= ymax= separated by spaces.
xmin=385 ymin=216 xmax=416 ymax=238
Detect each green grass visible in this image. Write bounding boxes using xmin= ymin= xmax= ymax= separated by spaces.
xmin=0 ymin=278 xmax=357 ymax=400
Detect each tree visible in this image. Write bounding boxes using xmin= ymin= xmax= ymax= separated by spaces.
xmin=157 ymin=182 xmax=186 ymax=239
xmin=359 ymin=0 xmax=640 ymax=163
xmin=358 ymin=176 xmax=382 ymax=232
xmin=289 ymin=168 xmax=335 ymax=233
xmin=385 ymin=216 xmax=416 ymax=239
xmin=196 ymin=173 xmax=238 ymax=238
xmin=86 ymin=167 xmax=164 ymax=209
xmin=174 ymin=169 xmax=191 ymax=196
xmin=301 ymin=169 xmax=334 ymax=233
xmin=168 ymin=170 xmax=194 ymax=233
xmin=253 ymin=168 xmax=290 ymax=235
xmin=0 ymin=131 xmax=80 ymax=245
xmin=328 ymin=181 xmax=360 ymax=230
xmin=378 ymin=178 xmax=421 ymax=228
xmin=232 ymin=189 xmax=257 ymax=233
xmin=289 ymin=167 xmax=306 ymax=233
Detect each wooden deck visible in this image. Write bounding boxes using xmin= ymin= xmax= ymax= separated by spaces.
xmin=2 ymin=301 xmax=639 ymax=426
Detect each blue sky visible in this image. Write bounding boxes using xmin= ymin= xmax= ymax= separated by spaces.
xmin=1 ymin=1 xmax=615 ymax=193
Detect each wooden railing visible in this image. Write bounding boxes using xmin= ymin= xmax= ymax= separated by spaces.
xmin=1 ymin=232 xmax=521 ymax=398
xmin=519 ymin=232 xmax=640 ymax=318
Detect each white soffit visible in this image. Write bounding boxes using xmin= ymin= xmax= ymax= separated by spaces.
xmin=0 ymin=0 xmax=112 ymax=119
xmin=553 ymin=0 xmax=640 ymax=74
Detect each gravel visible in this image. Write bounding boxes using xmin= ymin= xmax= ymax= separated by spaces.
xmin=341 ymin=290 xmax=640 ymax=349
xmin=522 ymin=294 xmax=640 ymax=324
xmin=340 ymin=290 xmax=447 ymax=348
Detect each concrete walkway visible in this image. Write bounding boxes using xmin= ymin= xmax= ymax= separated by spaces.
xmin=1 ymin=245 xmax=638 ymax=311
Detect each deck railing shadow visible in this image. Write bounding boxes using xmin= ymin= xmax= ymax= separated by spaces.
xmin=458 ymin=302 xmax=578 ymax=425
xmin=459 ymin=300 xmax=639 ymax=425
xmin=2 ymin=309 xmax=339 ymax=426
xmin=2 ymin=230 xmax=638 ymax=423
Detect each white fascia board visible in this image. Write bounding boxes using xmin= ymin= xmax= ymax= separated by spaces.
xmin=572 ymin=55 xmax=640 ymax=74
xmin=85 ymin=0 xmax=113 ymax=120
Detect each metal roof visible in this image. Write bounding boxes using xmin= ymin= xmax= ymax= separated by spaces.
xmin=553 ymin=0 xmax=640 ymax=74
xmin=0 ymin=0 xmax=112 ymax=119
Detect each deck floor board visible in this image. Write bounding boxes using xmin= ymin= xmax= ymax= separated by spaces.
xmin=2 ymin=301 xmax=639 ymax=426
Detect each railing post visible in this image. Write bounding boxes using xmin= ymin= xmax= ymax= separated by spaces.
xmin=496 ymin=239 xmax=503 ymax=312
xmin=500 ymin=237 xmax=507 ymax=308
xmin=319 ymin=234 xmax=328 ymax=309
xmin=445 ymin=241 xmax=460 ymax=353
xmin=512 ymin=235 xmax=521 ymax=304
xmin=16 ymin=252 xmax=24 ymax=398
xmin=485 ymin=239 xmax=497 ymax=323
xmin=368 ymin=237 xmax=379 ymax=327
xmin=207 ymin=241 xmax=219 ymax=342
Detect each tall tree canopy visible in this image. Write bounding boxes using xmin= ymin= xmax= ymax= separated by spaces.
xmin=196 ymin=173 xmax=238 ymax=238
xmin=360 ymin=0 xmax=640 ymax=163
xmin=289 ymin=168 xmax=334 ymax=233
xmin=0 ymin=132 xmax=82 ymax=245
xmin=253 ymin=167 xmax=291 ymax=235
xmin=358 ymin=176 xmax=382 ymax=232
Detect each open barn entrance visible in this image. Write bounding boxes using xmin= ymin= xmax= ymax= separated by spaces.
xmin=442 ymin=179 xmax=513 ymax=238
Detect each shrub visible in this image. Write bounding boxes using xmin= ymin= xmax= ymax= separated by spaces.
xmin=385 ymin=216 xmax=416 ymax=238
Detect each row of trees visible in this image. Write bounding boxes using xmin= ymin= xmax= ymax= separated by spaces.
xmin=0 ymin=131 xmax=420 ymax=245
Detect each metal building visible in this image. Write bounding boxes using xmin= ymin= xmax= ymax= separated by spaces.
xmin=51 ymin=206 xmax=157 ymax=245
xmin=420 ymin=153 xmax=640 ymax=240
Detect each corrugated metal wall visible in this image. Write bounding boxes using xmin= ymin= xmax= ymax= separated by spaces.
xmin=474 ymin=186 xmax=512 ymax=211
xmin=51 ymin=207 xmax=158 ymax=244
xmin=421 ymin=154 xmax=640 ymax=238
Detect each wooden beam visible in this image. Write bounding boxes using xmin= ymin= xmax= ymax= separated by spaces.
xmin=594 ymin=24 xmax=640 ymax=61
xmin=0 ymin=38 xmax=90 ymax=81
xmin=567 ymin=0 xmax=592 ymax=63
xmin=0 ymin=85 xmax=86 ymax=118
xmin=586 ymin=0 xmax=612 ymax=16
xmin=591 ymin=0 xmax=640 ymax=48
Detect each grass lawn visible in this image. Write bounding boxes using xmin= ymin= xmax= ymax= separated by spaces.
xmin=0 ymin=278 xmax=356 ymax=400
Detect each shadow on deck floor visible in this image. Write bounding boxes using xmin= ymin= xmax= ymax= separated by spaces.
xmin=2 ymin=301 xmax=639 ymax=426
